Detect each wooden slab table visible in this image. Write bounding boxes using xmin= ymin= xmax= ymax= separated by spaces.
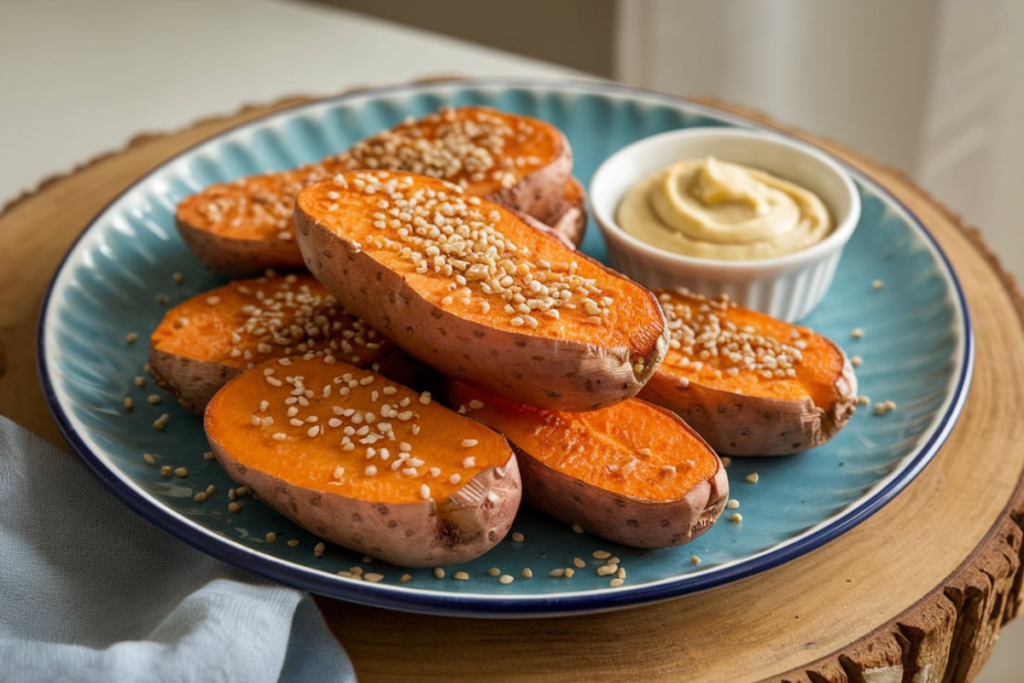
xmin=2 ymin=92 xmax=1023 ymax=682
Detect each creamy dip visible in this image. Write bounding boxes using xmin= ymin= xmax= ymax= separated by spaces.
xmin=615 ymin=157 xmax=832 ymax=260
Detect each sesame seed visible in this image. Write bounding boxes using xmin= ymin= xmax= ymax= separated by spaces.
xmin=499 ymin=575 xmax=514 ymax=585
xmin=592 ymin=550 xmax=611 ymax=560
xmin=549 ymin=568 xmax=565 ymax=578
xmin=563 ymin=568 xmax=576 ymax=578
xmin=147 ymin=394 xmax=162 ymax=405
xmin=420 ymin=484 xmax=431 ymax=500
xmin=511 ymin=532 xmax=525 ymax=543
xmin=851 ymin=328 xmax=864 ymax=339
xmin=851 ymin=355 xmax=863 ymax=367
xmin=153 ymin=413 xmax=170 ymax=431
xmin=454 ymin=571 xmax=470 ymax=581
xmin=597 ymin=565 xmax=618 ymax=576
xmin=727 ymin=499 xmax=740 ymax=509
xmin=126 ymin=332 xmax=138 ymax=344
xmin=745 ymin=472 xmax=760 ymax=484
xmin=287 ymin=539 xmax=300 ymax=547
xmin=609 ymin=578 xmax=624 ymax=587
xmin=123 ymin=397 xmax=133 ymax=411
xmin=721 ymin=456 xmax=732 ymax=467
xmin=159 ymin=465 xmax=172 ymax=477
xmin=449 ymin=473 xmax=461 ymax=485
xmin=858 ymin=395 xmax=871 ymax=406
xmin=228 ymin=502 xmax=243 ymax=513
xmin=573 ymin=557 xmax=586 ymax=568
xmin=364 ymin=573 xmax=384 ymax=583
xmin=142 ymin=452 xmax=158 ymax=466
xmin=433 ymin=567 xmax=445 ymax=579
xmin=487 ymin=567 xmax=501 ymax=577
xmin=571 ymin=523 xmax=584 ymax=534
xmin=461 ymin=439 xmax=478 ymax=448
xmin=400 ymin=574 xmax=413 ymax=583
xmin=266 ymin=532 xmax=277 ymax=543
xmin=730 ymin=513 xmax=743 ymax=523
xmin=173 ymin=467 xmax=188 ymax=478
xmin=193 ymin=492 xmax=207 ymax=503
xmin=872 ymin=279 xmax=884 ymax=289
xmin=314 ymin=542 xmax=325 ymax=557
xmin=134 ymin=376 xmax=146 ymax=387
xmin=461 ymin=456 xmax=476 ymax=468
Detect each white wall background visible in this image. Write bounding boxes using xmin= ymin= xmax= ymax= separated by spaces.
xmin=616 ymin=0 xmax=1024 ymax=280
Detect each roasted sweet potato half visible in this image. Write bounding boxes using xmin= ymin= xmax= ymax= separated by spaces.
xmin=295 ymin=170 xmax=669 ymax=411
xmin=205 ymin=357 xmax=521 ymax=567
xmin=449 ymin=381 xmax=728 ymax=548
xmin=149 ymin=273 xmax=402 ymax=413
xmin=177 ymin=106 xmax=572 ymax=276
xmin=639 ymin=290 xmax=858 ymax=456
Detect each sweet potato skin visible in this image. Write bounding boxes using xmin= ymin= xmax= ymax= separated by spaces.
xmin=208 ymin=441 xmax=521 ymax=567
xmin=640 ymin=338 xmax=858 ymax=456
xmin=518 ymin=447 xmax=728 ymax=548
xmin=294 ymin=190 xmax=668 ymax=411
xmin=536 ymin=177 xmax=587 ymax=247
xmin=149 ymin=348 xmax=238 ymax=415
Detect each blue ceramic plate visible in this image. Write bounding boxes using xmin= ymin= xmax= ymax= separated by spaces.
xmin=39 ymin=80 xmax=972 ymax=617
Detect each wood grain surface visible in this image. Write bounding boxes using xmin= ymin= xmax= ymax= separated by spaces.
xmin=2 ymin=84 xmax=1023 ymax=682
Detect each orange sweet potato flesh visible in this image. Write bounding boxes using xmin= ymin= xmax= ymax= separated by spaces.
xmin=149 ymin=273 xmax=401 ymax=413
xmin=177 ymin=106 xmax=571 ymax=276
xmin=205 ymin=356 xmax=521 ymax=566
xmin=449 ymin=381 xmax=728 ymax=548
xmin=295 ymin=170 xmax=668 ymax=411
xmin=639 ymin=290 xmax=858 ymax=456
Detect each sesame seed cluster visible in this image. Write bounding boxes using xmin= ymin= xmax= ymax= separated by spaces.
xmin=212 ymin=274 xmax=382 ymax=370
xmin=255 ymin=359 xmax=483 ymax=499
xmin=333 ymin=170 xmax=612 ymax=328
xmin=347 ymin=107 xmax=545 ymax=190
xmin=659 ymin=293 xmax=804 ymax=380
xmin=196 ymin=107 xmax=549 ymax=241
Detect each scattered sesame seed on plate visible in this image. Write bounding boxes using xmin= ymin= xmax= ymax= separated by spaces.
xmin=511 ymin=532 xmax=525 ymax=543
xmin=745 ymin=472 xmax=760 ymax=484
xmin=433 ymin=567 xmax=445 ymax=579
xmin=499 ymin=575 xmax=514 ymax=585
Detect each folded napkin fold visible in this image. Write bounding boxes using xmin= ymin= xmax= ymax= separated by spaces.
xmin=0 ymin=416 xmax=356 ymax=683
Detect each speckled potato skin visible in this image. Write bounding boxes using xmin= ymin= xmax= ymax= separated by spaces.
xmin=640 ymin=343 xmax=858 ymax=456
xmin=295 ymin=212 xmax=668 ymax=411
xmin=516 ymin=446 xmax=729 ymax=549
xmin=485 ymin=131 xmax=573 ymax=223
xmin=176 ymin=217 xmax=306 ymax=278
xmin=148 ymin=347 xmax=242 ymax=414
xmin=208 ymin=439 xmax=522 ymax=567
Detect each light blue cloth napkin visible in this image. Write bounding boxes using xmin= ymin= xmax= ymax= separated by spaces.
xmin=0 ymin=416 xmax=356 ymax=683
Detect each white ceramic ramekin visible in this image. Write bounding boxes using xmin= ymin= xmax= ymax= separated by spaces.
xmin=590 ymin=128 xmax=860 ymax=322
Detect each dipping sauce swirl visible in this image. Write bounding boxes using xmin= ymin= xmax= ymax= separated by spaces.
xmin=616 ymin=157 xmax=832 ymax=261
